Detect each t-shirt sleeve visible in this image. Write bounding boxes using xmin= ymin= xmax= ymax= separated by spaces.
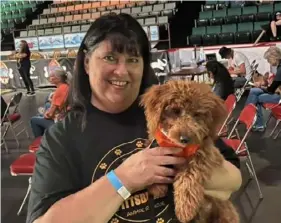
xmin=215 ymin=138 xmax=240 ymax=169
xmin=52 ymin=85 xmax=69 ymax=108
xmin=234 ymin=53 xmax=245 ymax=67
xmin=26 ymin=116 xmax=79 ymax=223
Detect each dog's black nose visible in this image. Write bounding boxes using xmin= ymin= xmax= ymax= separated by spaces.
xmin=180 ymin=136 xmax=190 ymax=144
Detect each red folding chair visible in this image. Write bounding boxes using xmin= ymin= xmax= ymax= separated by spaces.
xmin=267 ymin=105 xmax=281 ymax=139
xmin=223 ymin=104 xmax=263 ymax=199
xmin=263 ymin=99 xmax=281 ymax=128
xmin=10 ymin=153 xmax=36 ymax=215
xmin=235 ymin=62 xmax=258 ymax=102
xmin=218 ymin=94 xmax=237 ymax=136
xmin=29 ymin=136 xmax=42 ymax=153
xmin=1 ymin=92 xmax=29 ymax=152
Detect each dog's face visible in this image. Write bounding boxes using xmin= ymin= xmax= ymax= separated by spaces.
xmin=140 ymin=81 xmax=227 ymax=147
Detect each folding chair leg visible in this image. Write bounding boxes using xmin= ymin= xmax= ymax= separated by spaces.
xmin=265 ymin=112 xmax=272 ymax=127
xmin=246 ymin=162 xmax=254 ymax=179
xmin=273 ymin=128 xmax=281 ymax=140
xmin=25 ymin=129 xmax=30 ymax=139
xmin=17 ymin=177 xmax=31 ymax=216
xmin=10 ymin=125 xmax=20 ymax=149
xmin=1 ymin=139 xmax=9 ymax=153
xmin=246 ymin=154 xmax=263 ymax=199
xmin=269 ymin=120 xmax=280 ymax=137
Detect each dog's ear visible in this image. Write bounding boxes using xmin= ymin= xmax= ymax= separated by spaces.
xmin=140 ymin=85 xmax=165 ymax=137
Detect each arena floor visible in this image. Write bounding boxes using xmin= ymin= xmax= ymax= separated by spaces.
xmin=1 ymin=89 xmax=281 ymax=223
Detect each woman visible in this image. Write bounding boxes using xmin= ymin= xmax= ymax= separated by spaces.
xmin=206 ymin=60 xmax=234 ymax=100
xmin=27 ymin=14 xmax=242 ymax=223
xmin=30 ymin=69 xmax=69 ymax=137
xmin=15 ymin=40 xmax=35 ymax=96
xmin=1 ymin=96 xmax=8 ymax=119
xmin=245 ymin=46 xmax=281 ymax=131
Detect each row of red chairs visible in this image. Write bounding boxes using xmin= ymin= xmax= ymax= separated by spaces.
xmin=10 ymin=136 xmax=41 ymax=215
xmin=217 ymin=94 xmax=281 ymax=200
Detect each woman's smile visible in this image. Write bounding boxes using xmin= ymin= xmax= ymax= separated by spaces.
xmin=108 ymin=80 xmax=130 ymax=88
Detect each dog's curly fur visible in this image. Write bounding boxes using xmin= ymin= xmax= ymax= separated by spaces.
xmin=140 ymin=80 xmax=239 ymax=223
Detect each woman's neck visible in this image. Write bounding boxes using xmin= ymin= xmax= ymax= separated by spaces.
xmin=55 ymin=82 xmax=65 ymax=87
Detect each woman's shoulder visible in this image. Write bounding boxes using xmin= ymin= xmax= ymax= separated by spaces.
xmin=40 ymin=111 xmax=81 ymax=154
xmin=276 ymin=64 xmax=281 ymax=79
xmin=48 ymin=111 xmax=81 ymax=137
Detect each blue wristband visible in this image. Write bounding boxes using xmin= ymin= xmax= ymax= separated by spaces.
xmin=106 ymin=170 xmax=131 ymax=200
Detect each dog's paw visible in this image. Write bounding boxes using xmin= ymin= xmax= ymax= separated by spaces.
xmin=148 ymin=184 xmax=168 ymax=199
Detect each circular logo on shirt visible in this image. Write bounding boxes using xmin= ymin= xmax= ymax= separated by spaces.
xmin=91 ymin=138 xmax=174 ymax=223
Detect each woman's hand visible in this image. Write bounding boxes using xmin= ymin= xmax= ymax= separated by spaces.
xmin=254 ymin=82 xmax=262 ymax=88
xmin=44 ymin=111 xmax=52 ymax=119
xmin=204 ymin=160 xmax=242 ymax=200
xmin=115 ymin=147 xmax=186 ymax=193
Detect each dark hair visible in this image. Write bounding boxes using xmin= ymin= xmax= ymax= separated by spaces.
xmin=206 ymin=60 xmax=233 ymax=84
xmin=219 ymin=47 xmax=231 ymax=59
xmin=20 ymin=40 xmax=30 ymax=55
xmin=69 ymin=13 xmax=158 ymax=129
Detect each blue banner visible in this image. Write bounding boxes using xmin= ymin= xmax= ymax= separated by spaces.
xmin=64 ymin=32 xmax=86 ymax=48
xmin=38 ymin=35 xmax=65 ymax=50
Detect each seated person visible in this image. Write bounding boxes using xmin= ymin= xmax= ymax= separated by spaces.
xmin=38 ymin=92 xmax=54 ymax=115
xmin=219 ymin=47 xmax=251 ymax=88
xmin=261 ymin=11 xmax=281 ymax=41
xmin=30 ymin=69 xmax=69 ymax=138
xmin=206 ymin=60 xmax=234 ymax=100
xmin=245 ymin=46 xmax=281 ymax=131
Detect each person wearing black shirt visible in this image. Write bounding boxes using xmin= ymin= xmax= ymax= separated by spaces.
xmin=15 ymin=40 xmax=35 ymax=96
xmin=206 ymin=60 xmax=235 ymax=100
xmin=1 ymin=96 xmax=8 ymax=119
xmin=245 ymin=46 xmax=281 ymax=131
xmin=261 ymin=11 xmax=281 ymax=41
xmin=26 ymin=13 xmax=242 ymax=223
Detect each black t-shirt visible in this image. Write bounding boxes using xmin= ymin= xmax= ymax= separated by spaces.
xmin=26 ymin=101 xmax=240 ymax=223
xmin=1 ymin=96 xmax=8 ymax=118
xmin=19 ymin=50 xmax=31 ymax=69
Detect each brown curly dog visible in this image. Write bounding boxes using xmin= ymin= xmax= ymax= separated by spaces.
xmin=140 ymin=80 xmax=239 ymax=223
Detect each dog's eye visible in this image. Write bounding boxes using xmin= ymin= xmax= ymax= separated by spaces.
xmin=193 ymin=112 xmax=201 ymax=118
xmin=172 ymin=108 xmax=181 ymax=115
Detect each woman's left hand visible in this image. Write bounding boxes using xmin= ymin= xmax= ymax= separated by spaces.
xmin=254 ymin=82 xmax=261 ymax=88
xmin=44 ymin=112 xmax=52 ymax=119
xmin=203 ymin=160 xmax=242 ymax=200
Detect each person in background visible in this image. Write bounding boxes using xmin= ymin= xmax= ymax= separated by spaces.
xmin=261 ymin=11 xmax=281 ymax=41
xmin=1 ymin=96 xmax=8 ymax=119
xmin=269 ymin=11 xmax=281 ymax=41
xmin=206 ymin=60 xmax=234 ymax=100
xmin=219 ymin=46 xmax=251 ymax=88
xmin=15 ymin=40 xmax=35 ymax=96
xmin=245 ymin=46 xmax=281 ymax=131
xmin=26 ymin=13 xmax=242 ymax=223
xmin=30 ymin=69 xmax=69 ymax=137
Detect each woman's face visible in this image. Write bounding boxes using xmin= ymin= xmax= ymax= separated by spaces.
xmin=85 ymin=40 xmax=144 ymax=113
xmin=19 ymin=41 xmax=25 ymax=50
xmin=267 ymin=58 xmax=278 ymax=66
xmin=49 ymin=72 xmax=60 ymax=85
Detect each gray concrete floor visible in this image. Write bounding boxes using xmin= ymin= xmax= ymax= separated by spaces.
xmin=1 ymin=89 xmax=281 ymax=223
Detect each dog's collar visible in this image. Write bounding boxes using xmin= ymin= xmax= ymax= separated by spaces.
xmin=154 ymin=127 xmax=200 ymax=158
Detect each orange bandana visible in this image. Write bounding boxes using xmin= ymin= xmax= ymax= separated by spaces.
xmin=154 ymin=127 xmax=200 ymax=158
